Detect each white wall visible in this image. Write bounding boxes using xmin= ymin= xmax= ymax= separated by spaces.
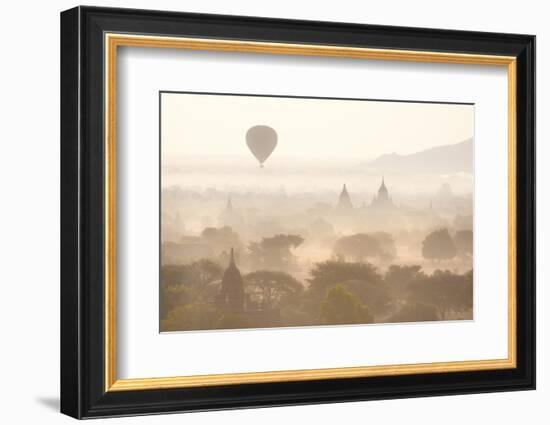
xmin=0 ymin=1 xmax=545 ymax=424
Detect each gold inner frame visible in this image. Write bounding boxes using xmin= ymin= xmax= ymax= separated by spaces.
xmin=104 ymin=33 xmax=517 ymax=392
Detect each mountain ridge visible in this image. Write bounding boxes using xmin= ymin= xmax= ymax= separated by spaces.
xmin=363 ymin=138 xmax=473 ymax=174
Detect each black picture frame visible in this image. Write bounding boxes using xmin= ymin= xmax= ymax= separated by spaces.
xmin=61 ymin=5 xmax=535 ymax=419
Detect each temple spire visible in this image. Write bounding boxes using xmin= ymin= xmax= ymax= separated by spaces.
xmin=219 ymin=246 xmax=244 ymax=312
xmin=337 ymin=183 xmax=354 ymax=210
xmin=370 ymin=175 xmax=393 ymax=208
xmin=378 ymin=176 xmax=388 ymax=198
xmin=380 ymin=176 xmax=387 ymax=191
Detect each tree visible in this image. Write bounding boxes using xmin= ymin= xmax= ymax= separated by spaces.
xmin=384 ymin=264 xmax=425 ymax=299
xmin=160 ymin=264 xmax=187 ymax=287
xmin=184 ymin=259 xmax=224 ymax=301
xmin=243 ymin=270 xmax=303 ymax=310
xmin=160 ymin=303 xmax=221 ymax=332
xmin=340 ymin=279 xmax=391 ymax=318
xmin=370 ymin=232 xmax=397 ymax=261
xmin=320 ymin=285 xmax=374 ymax=325
xmin=279 ymin=305 xmax=315 ymax=327
xmin=407 ymin=269 xmax=473 ymax=319
xmin=308 ymin=260 xmax=382 ymax=290
xmin=387 ymin=301 xmax=439 ymax=323
xmin=421 ymin=228 xmax=457 ymax=261
xmin=159 ymin=259 xmax=223 ymax=320
xmin=304 ymin=260 xmax=383 ymax=317
xmin=201 ymin=226 xmax=242 ymax=256
xmin=160 ymin=264 xmax=189 ymax=320
xmin=454 ymin=230 xmax=473 ymax=257
xmin=248 ymin=234 xmax=304 ymax=270
xmin=160 ymin=284 xmax=190 ymax=321
xmin=333 ymin=233 xmax=381 ymax=262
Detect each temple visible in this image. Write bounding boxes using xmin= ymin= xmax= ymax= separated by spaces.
xmin=333 ymin=178 xmax=395 ymax=213
xmin=218 ymin=195 xmax=245 ymax=232
xmin=370 ymin=177 xmax=394 ymax=209
xmin=336 ymin=184 xmax=354 ymax=210
xmin=218 ymin=248 xmax=245 ymax=312
xmin=215 ymin=248 xmax=281 ymax=327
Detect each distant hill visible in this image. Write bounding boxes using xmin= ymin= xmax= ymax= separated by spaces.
xmin=363 ymin=139 xmax=473 ymax=174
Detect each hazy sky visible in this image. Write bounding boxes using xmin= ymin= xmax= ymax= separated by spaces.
xmin=161 ymin=92 xmax=474 ymax=164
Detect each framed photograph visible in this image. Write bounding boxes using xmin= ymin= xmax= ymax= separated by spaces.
xmin=60 ymin=6 xmax=535 ymax=419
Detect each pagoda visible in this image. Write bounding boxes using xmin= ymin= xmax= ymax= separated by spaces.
xmin=219 ymin=248 xmax=245 ymax=312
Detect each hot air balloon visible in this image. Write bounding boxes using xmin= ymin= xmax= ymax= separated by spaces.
xmin=246 ymin=125 xmax=277 ymax=168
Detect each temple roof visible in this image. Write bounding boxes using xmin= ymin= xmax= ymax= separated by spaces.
xmin=221 ymin=248 xmax=244 ymax=295
xmin=337 ymin=184 xmax=354 ymax=209
xmin=378 ymin=177 xmax=388 ymax=195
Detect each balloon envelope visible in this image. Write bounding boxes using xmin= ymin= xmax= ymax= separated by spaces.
xmin=246 ymin=125 xmax=277 ymax=166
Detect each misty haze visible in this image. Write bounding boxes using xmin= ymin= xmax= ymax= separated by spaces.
xmin=160 ymin=92 xmax=474 ymax=332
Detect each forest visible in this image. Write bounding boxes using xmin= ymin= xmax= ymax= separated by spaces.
xmin=160 ymin=225 xmax=473 ymax=332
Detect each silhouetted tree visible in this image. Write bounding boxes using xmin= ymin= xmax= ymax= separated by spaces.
xmin=243 ymin=270 xmax=303 ymax=310
xmin=384 ymin=264 xmax=425 ymax=298
xmin=201 ymin=226 xmax=242 ymax=256
xmin=159 ymin=259 xmax=223 ymax=321
xmin=333 ymin=233 xmax=381 ymax=262
xmin=248 ymin=234 xmax=304 ymax=270
xmin=304 ymin=260 xmax=383 ymax=317
xmin=159 ymin=283 xmax=190 ymax=321
xmin=371 ymin=232 xmax=397 ymax=261
xmin=454 ymin=230 xmax=473 ymax=257
xmin=160 ymin=264 xmax=187 ymax=287
xmin=308 ymin=260 xmax=382 ymax=290
xmin=387 ymin=301 xmax=439 ymax=323
xmin=279 ymin=305 xmax=315 ymax=327
xmin=421 ymin=228 xmax=457 ymax=262
xmin=320 ymin=285 xmax=373 ymax=325
xmin=407 ymin=269 xmax=473 ymax=319
xmin=339 ymin=279 xmax=391 ymax=318
xmin=161 ymin=303 xmax=221 ymax=332
xmin=184 ymin=259 xmax=224 ymax=300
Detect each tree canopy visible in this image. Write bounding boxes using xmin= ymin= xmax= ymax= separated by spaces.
xmin=160 ymin=237 xmax=473 ymax=330
xmin=384 ymin=264 xmax=425 ymax=299
xmin=407 ymin=269 xmax=473 ymax=319
xmin=161 ymin=303 xmax=220 ymax=332
xmin=308 ymin=260 xmax=382 ymax=290
xmin=370 ymin=232 xmax=397 ymax=260
xmin=455 ymin=230 xmax=473 ymax=257
xmin=243 ymin=270 xmax=303 ymax=310
xmin=320 ymin=285 xmax=374 ymax=325
xmin=387 ymin=301 xmax=439 ymax=323
xmin=248 ymin=234 xmax=304 ymax=270
xmin=201 ymin=225 xmax=242 ymax=256
xmin=304 ymin=260 xmax=384 ymax=318
xmin=421 ymin=228 xmax=457 ymax=261
xmin=333 ymin=233 xmax=381 ymax=262
xmin=160 ymin=259 xmax=223 ymax=308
